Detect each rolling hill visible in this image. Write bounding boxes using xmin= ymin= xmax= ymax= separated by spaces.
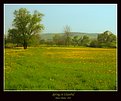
xmin=40 ymin=32 xmax=99 ymax=40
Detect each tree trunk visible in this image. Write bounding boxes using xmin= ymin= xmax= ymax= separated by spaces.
xmin=24 ymin=44 xmax=27 ymax=49
xmin=23 ymin=40 xmax=27 ymax=49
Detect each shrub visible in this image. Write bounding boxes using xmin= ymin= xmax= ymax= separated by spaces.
xmin=90 ymin=40 xmax=98 ymax=47
xmin=5 ymin=43 xmax=16 ymax=48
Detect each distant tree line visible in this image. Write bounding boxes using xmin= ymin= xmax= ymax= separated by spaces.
xmin=5 ymin=29 xmax=117 ymax=48
xmin=38 ymin=27 xmax=117 ymax=48
xmin=51 ymin=30 xmax=116 ymax=48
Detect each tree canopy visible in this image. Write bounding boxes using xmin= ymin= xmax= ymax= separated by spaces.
xmin=8 ymin=8 xmax=44 ymax=49
xmin=97 ymin=30 xmax=116 ymax=48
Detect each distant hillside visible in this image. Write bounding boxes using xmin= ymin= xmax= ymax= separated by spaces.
xmin=41 ymin=32 xmax=99 ymax=40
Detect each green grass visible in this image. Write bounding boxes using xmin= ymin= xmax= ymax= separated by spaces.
xmin=4 ymin=47 xmax=117 ymax=90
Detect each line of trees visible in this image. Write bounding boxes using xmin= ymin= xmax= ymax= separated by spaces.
xmin=5 ymin=29 xmax=116 ymax=48
xmin=38 ymin=29 xmax=116 ymax=48
xmin=4 ymin=8 xmax=117 ymax=49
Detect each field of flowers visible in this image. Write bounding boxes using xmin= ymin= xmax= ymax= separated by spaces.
xmin=4 ymin=47 xmax=117 ymax=90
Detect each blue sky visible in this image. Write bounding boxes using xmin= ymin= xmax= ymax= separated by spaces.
xmin=4 ymin=4 xmax=117 ymax=34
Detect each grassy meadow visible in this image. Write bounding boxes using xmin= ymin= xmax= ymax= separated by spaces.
xmin=4 ymin=47 xmax=117 ymax=90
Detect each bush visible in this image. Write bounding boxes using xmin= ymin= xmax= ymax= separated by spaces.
xmin=5 ymin=43 xmax=16 ymax=48
xmin=108 ymin=42 xmax=117 ymax=48
xmin=90 ymin=40 xmax=98 ymax=47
